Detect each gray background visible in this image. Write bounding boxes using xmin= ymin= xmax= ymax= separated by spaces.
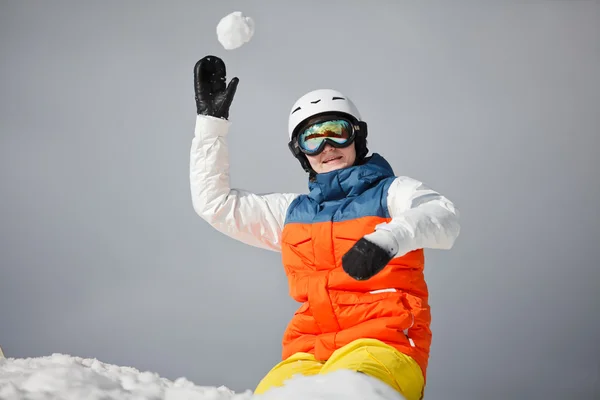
xmin=1 ymin=1 xmax=599 ymax=399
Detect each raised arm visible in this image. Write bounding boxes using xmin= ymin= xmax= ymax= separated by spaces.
xmin=190 ymin=114 xmax=299 ymax=252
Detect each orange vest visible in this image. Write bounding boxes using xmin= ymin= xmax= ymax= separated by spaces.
xmin=279 ymin=154 xmax=431 ymax=379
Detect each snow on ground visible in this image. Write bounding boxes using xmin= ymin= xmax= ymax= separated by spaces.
xmin=0 ymin=353 xmax=405 ymax=400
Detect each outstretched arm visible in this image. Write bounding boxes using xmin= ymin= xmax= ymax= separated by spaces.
xmin=190 ymin=114 xmax=299 ymax=252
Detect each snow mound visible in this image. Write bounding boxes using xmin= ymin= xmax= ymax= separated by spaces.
xmin=256 ymin=369 xmax=405 ymax=400
xmin=216 ymin=11 xmax=255 ymax=50
xmin=0 ymin=353 xmax=405 ymax=400
xmin=0 ymin=353 xmax=249 ymax=400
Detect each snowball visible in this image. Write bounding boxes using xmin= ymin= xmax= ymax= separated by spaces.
xmin=216 ymin=11 xmax=255 ymax=50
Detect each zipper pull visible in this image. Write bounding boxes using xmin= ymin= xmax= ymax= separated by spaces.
xmin=403 ymin=329 xmax=416 ymax=347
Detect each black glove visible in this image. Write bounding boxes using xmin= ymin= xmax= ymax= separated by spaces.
xmin=342 ymin=230 xmax=399 ymax=281
xmin=193 ymin=55 xmax=239 ymax=119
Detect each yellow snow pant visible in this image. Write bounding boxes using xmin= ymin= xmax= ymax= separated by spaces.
xmin=254 ymin=338 xmax=425 ymax=400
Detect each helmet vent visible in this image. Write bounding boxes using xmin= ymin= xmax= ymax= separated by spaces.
xmin=332 ymin=96 xmax=345 ymax=100
xmin=310 ymin=99 xmax=321 ymax=104
xmin=291 ymin=106 xmax=302 ymax=114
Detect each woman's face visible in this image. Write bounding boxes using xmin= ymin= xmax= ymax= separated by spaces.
xmin=306 ymin=142 xmax=357 ymax=174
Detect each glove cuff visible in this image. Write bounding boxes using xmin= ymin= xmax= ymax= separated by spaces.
xmin=363 ymin=229 xmax=399 ymax=258
xmin=194 ymin=114 xmax=231 ymax=139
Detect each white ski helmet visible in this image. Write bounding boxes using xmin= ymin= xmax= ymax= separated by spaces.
xmin=287 ymin=88 xmax=362 ymax=140
xmin=287 ymin=88 xmax=369 ymax=175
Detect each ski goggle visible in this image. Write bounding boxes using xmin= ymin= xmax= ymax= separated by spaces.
xmin=296 ymin=119 xmax=356 ymax=155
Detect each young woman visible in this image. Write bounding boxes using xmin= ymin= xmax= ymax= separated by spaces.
xmin=190 ymin=55 xmax=461 ymax=400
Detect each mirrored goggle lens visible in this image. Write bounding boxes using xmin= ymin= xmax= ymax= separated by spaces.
xmin=298 ymin=119 xmax=353 ymax=153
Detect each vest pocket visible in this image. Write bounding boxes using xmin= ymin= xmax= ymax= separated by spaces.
xmin=333 ymin=232 xmax=363 ymax=242
xmin=282 ymin=227 xmax=315 ymax=266
xmin=332 ymin=289 xmax=403 ymax=306
xmin=333 ymin=231 xmax=364 ymax=264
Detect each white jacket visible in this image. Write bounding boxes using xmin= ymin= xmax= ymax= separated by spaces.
xmin=190 ymin=115 xmax=460 ymax=257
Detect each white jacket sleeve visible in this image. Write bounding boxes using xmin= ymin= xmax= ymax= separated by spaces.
xmin=376 ymin=176 xmax=461 ymax=257
xmin=190 ymin=115 xmax=300 ymax=252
